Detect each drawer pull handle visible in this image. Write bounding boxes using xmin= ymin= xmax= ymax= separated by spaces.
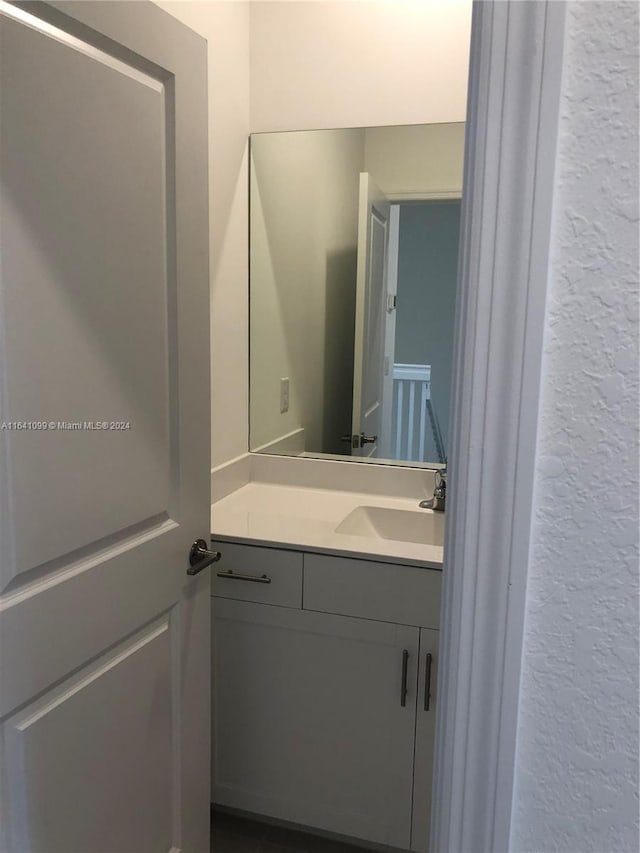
xmin=216 ymin=569 xmax=272 ymax=584
xmin=424 ymin=652 xmax=433 ymax=711
xmin=400 ymin=649 xmax=409 ymax=707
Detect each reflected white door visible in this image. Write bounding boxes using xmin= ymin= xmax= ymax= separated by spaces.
xmin=379 ymin=205 xmax=400 ymax=459
xmin=351 ymin=173 xmax=390 ymax=458
xmin=0 ymin=3 xmax=211 ymax=851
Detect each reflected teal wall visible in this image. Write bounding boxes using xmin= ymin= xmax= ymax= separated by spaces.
xmin=394 ymin=200 xmax=461 ymax=457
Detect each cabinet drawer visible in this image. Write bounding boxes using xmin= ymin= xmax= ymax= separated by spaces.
xmin=303 ymin=554 xmax=441 ymax=628
xmin=211 ymin=541 xmax=302 ymax=608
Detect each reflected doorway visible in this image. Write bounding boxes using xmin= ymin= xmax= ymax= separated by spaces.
xmin=378 ymin=200 xmax=461 ymax=464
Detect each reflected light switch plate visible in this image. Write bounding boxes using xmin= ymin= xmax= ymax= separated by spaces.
xmin=280 ymin=377 xmax=290 ymax=413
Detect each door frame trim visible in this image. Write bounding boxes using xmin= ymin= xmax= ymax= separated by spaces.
xmin=431 ymin=2 xmax=567 ymax=851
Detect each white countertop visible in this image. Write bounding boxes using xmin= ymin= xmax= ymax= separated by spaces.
xmin=211 ymin=481 xmax=443 ymax=569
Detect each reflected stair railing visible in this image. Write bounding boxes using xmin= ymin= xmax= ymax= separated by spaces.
xmin=392 ymin=363 xmax=446 ymax=464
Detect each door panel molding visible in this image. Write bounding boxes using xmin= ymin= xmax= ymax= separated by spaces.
xmin=0 ymin=527 xmax=192 ymax=718
xmin=3 ymin=612 xmax=177 ymax=853
xmin=2 ymin=514 xmax=175 ymax=598
xmin=0 ymin=1 xmax=168 ymax=89
xmin=8 ymin=614 xmax=171 ymax=731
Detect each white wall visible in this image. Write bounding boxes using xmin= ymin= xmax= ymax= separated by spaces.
xmin=511 ymin=2 xmax=639 ymax=851
xmin=249 ymin=129 xmax=364 ymax=453
xmin=364 ymin=123 xmax=465 ymax=198
xmin=154 ymin=0 xmax=250 ymax=469
xmin=250 ymin=1 xmax=471 ymax=132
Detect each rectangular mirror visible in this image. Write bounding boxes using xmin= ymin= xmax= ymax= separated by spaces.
xmin=249 ymin=122 xmax=464 ymax=466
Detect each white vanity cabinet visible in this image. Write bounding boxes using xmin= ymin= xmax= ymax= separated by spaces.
xmin=211 ymin=540 xmax=441 ymax=852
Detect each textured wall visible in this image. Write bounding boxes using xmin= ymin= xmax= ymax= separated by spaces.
xmin=511 ymin=3 xmax=639 ymax=851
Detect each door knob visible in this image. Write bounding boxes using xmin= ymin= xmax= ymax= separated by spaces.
xmin=187 ymin=538 xmax=221 ymax=576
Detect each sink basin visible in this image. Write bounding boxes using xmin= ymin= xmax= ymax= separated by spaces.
xmin=335 ymin=505 xmax=444 ymax=547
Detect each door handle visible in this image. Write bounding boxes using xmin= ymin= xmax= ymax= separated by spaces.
xmin=187 ymin=538 xmax=221 ymax=576
xmin=341 ymin=433 xmax=378 ymax=448
xmin=424 ymin=652 xmax=433 ymax=711
xmin=400 ymin=649 xmax=409 ymax=707
xmin=359 ymin=432 xmax=377 ymax=446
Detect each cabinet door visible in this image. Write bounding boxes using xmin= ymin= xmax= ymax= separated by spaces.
xmin=213 ymin=598 xmax=419 ymax=849
xmin=411 ymin=628 xmax=440 ymax=853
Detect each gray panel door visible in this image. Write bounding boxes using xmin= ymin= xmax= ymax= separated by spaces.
xmin=0 ymin=2 xmax=210 ymax=850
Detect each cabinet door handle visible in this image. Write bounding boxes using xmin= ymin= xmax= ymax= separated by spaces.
xmin=216 ymin=569 xmax=272 ymax=584
xmin=400 ymin=649 xmax=409 ymax=707
xmin=424 ymin=652 xmax=433 ymax=711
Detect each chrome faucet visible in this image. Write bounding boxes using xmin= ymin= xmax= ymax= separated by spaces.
xmin=419 ymin=468 xmax=446 ymax=512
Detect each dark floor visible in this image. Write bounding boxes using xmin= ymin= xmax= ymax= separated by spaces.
xmin=211 ymin=809 xmax=372 ymax=853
